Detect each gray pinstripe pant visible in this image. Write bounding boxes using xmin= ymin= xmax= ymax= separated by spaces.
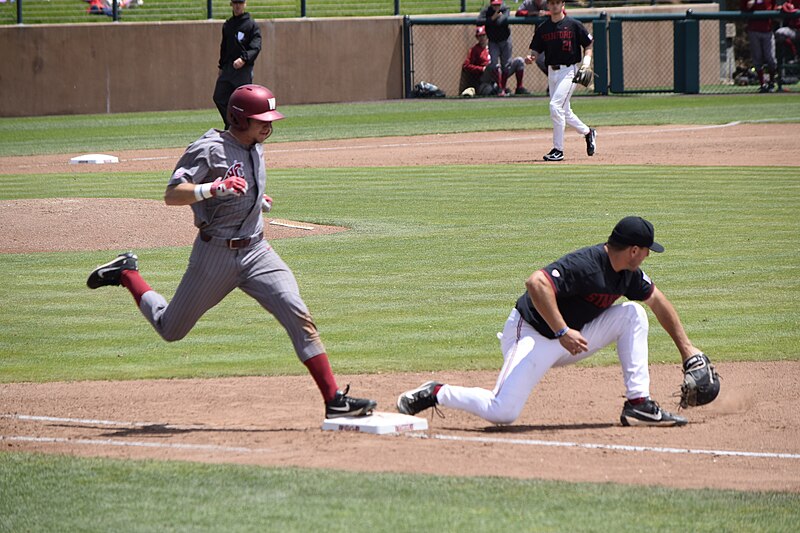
xmin=139 ymin=236 xmax=325 ymax=361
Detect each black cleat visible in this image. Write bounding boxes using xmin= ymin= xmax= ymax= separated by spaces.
xmin=620 ymin=398 xmax=687 ymax=427
xmin=585 ymin=128 xmax=597 ymax=156
xmin=87 ymin=252 xmax=138 ymax=289
xmin=325 ymin=384 xmax=377 ymax=419
xmin=397 ymin=381 xmax=441 ymax=416
xmin=543 ymin=148 xmax=564 ymax=162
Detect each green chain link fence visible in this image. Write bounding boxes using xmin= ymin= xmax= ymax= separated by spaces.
xmin=404 ymin=11 xmax=800 ymax=96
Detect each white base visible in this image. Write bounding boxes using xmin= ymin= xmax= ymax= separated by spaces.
xmin=70 ymin=154 xmax=119 ymax=164
xmin=322 ymin=411 xmax=428 ymax=434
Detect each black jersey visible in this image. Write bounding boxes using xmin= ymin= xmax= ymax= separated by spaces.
xmin=218 ymin=12 xmax=262 ymax=76
xmin=477 ymin=5 xmax=512 ymax=43
xmin=529 ymin=16 xmax=592 ymax=66
xmin=515 ymin=244 xmax=655 ymax=338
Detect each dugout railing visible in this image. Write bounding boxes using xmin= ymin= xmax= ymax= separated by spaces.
xmin=403 ymin=10 xmax=800 ymax=97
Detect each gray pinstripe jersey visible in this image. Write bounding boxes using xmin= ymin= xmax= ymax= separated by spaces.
xmin=169 ymin=128 xmax=265 ymax=239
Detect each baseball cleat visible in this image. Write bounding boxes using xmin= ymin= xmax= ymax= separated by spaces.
xmin=620 ymin=398 xmax=687 ymax=427
xmin=325 ymin=384 xmax=377 ymax=419
xmin=515 ymin=86 xmax=531 ymax=95
xmin=87 ymin=252 xmax=138 ymax=289
xmin=543 ymin=148 xmax=564 ymax=162
xmin=397 ymin=380 xmax=441 ymax=416
xmin=585 ymin=128 xmax=597 ymax=156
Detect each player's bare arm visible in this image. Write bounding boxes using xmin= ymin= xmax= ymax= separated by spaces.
xmin=525 ymin=270 xmax=589 ymax=355
xmin=644 ymin=286 xmax=699 ymax=362
xmin=164 ymin=183 xmax=201 ymax=206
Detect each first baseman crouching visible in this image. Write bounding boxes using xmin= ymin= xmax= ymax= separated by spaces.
xmin=398 ymin=216 xmax=719 ymax=427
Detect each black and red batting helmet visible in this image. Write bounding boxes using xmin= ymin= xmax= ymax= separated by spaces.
xmin=227 ymin=84 xmax=285 ymax=130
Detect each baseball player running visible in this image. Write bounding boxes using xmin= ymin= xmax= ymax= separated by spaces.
xmin=398 ymin=216 xmax=711 ymax=427
xmin=88 ymin=84 xmax=376 ymax=420
xmin=525 ymin=0 xmax=596 ymax=161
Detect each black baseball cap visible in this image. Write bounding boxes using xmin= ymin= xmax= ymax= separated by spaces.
xmin=608 ymin=216 xmax=664 ymax=252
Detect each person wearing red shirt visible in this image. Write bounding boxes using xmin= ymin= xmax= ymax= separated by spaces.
xmin=461 ymin=26 xmax=528 ymax=96
xmin=776 ymin=0 xmax=800 ymax=62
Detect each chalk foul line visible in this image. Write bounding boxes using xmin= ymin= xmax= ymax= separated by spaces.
xmin=2 ymin=413 xmax=799 ymax=460
xmin=417 ymin=433 xmax=800 ymax=460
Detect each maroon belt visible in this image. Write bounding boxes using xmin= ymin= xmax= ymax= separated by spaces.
xmin=199 ymin=231 xmax=263 ymax=249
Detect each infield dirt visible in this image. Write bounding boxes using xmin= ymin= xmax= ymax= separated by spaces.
xmin=1 ymin=123 xmax=798 ymax=492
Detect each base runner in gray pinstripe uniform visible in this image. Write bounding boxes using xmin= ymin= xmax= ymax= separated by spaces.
xmin=87 ymin=84 xmax=376 ymax=420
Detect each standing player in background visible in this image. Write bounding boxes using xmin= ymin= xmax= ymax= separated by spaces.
xmin=478 ymin=0 xmax=530 ymax=95
xmin=213 ymin=0 xmax=262 ymax=129
xmin=515 ymin=0 xmax=549 ymax=81
xmin=398 ymin=216 xmax=715 ymax=428
xmin=525 ymin=0 xmax=596 ymax=161
xmin=88 ymin=85 xmax=377 ymax=421
xmin=741 ymin=0 xmax=778 ymax=92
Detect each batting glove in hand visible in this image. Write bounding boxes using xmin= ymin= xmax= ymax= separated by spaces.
xmin=679 ymin=352 xmax=721 ymax=408
xmin=261 ymin=194 xmax=273 ymax=213
xmin=212 ymin=176 xmax=248 ymax=197
xmin=573 ymin=66 xmax=593 ymax=87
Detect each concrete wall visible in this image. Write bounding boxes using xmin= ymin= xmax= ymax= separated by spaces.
xmin=0 ymin=6 xmax=720 ymax=117
xmin=0 ymin=17 xmax=404 ymax=117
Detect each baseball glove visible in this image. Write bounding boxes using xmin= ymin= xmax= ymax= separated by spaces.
xmin=679 ymin=353 xmax=720 ymax=408
xmin=573 ymin=66 xmax=593 ymax=87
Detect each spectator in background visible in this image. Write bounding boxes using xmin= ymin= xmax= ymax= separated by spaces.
xmin=776 ymin=0 xmax=800 ymax=63
xmin=515 ymin=0 xmax=549 ymax=80
xmin=741 ymin=0 xmax=779 ymax=92
xmin=213 ymin=0 xmax=262 ymax=129
xmin=461 ymin=26 xmax=501 ymax=96
xmin=477 ymin=0 xmax=530 ymax=95
xmin=86 ymin=0 xmax=142 ymax=16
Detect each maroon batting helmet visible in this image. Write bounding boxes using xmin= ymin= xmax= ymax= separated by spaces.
xmin=227 ymin=84 xmax=285 ymax=130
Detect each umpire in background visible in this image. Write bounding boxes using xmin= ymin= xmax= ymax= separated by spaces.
xmin=213 ymin=0 xmax=262 ymax=129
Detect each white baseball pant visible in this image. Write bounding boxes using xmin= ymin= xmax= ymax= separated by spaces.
xmin=437 ymin=302 xmax=652 ymax=424
xmin=548 ymin=64 xmax=591 ymax=151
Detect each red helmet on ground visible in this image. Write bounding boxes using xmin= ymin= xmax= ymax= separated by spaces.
xmin=227 ymin=84 xmax=285 ymax=130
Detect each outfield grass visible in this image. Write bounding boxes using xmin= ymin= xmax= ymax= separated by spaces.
xmin=0 ymin=0 xmax=488 ymax=25
xmin=1 ymin=95 xmax=799 ymax=531
xmin=1 ymin=164 xmax=798 ymax=382
xmin=2 ymin=452 xmax=799 ymax=533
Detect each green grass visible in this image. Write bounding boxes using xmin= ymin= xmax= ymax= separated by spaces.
xmin=1 ymin=164 xmax=798 ymax=382
xmin=2 ymin=94 xmax=799 ymax=157
xmin=0 ymin=0 xmax=489 ymax=25
xmin=2 ymin=452 xmax=799 ymax=532
xmin=1 ymin=95 xmax=799 ymax=530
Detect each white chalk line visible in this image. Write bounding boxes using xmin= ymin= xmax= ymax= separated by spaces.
xmin=7 ymin=120 xmax=792 ymax=169
xmin=262 ymin=122 xmax=746 ymax=155
xmin=420 ymin=433 xmax=800 ymax=460
xmin=0 ymin=413 xmax=261 ymax=432
xmin=1 ymin=435 xmax=264 ymax=454
xmin=120 ymin=124 xmax=714 ymax=162
xmin=3 ymin=413 xmax=799 ymax=460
